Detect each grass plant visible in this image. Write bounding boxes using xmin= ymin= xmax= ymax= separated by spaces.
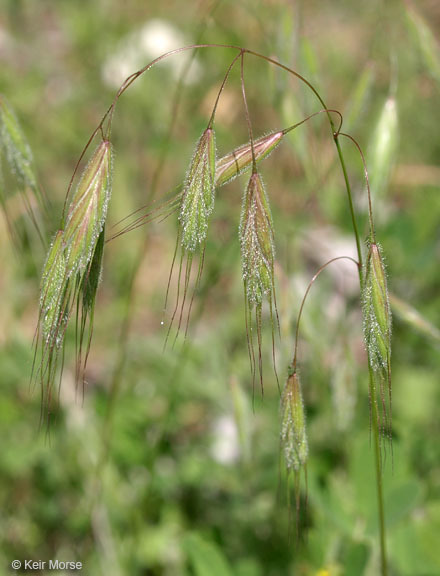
xmin=25 ymin=43 xmax=396 ymax=575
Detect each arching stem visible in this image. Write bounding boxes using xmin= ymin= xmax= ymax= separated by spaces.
xmin=292 ymin=256 xmax=359 ymax=370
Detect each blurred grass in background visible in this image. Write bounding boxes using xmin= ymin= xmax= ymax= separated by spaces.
xmin=0 ymin=0 xmax=439 ymax=574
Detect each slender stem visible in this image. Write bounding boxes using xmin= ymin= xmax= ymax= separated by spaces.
xmin=240 ymin=53 xmax=257 ymax=172
xmin=369 ymin=366 xmax=388 ymax=576
xmin=338 ymin=132 xmax=376 ymax=242
xmin=209 ymin=50 xmax=243 ymax=128
xmin=283 ymin=108 xmax=343 ymax=137
xmin=332 ymin=135 xmax=364 ymax=282
xmin=292 ymin=256 xmax=359 ymax=369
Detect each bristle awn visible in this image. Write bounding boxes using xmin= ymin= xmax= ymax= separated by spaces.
xmin=75 ymin=289 xmax=81 ymax=390
xmin=164 ymin=231 xmax=181 ymax=317
xmin=173 ymin=251 xmax=194 ymax=347
xmin=184 ymin=245 xmax=206 ymax=339
xmin=110 ymin=184 xmax=182 ymax=231
xmin=269 ymin=296 xmax=281 ymax=394
xmin=109 ymin=190 xmax=182 ymax=241
xmin=77 ymin=227 xmax=105 ymax=386
xmin=255 ymin=303 xmax=264 ymax=395
xmin=244 ymin=291 xmax=257 ymax=406
xmin=164 ymin=249 xmax=184 ymax=350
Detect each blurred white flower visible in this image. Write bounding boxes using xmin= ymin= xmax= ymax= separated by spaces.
xmin=102 ymin=19 xmax=202 ymax=89
xmin=211 ymin=415 xmax=240 ymax=465
xmin=301 ymin=226 xmax=359 ymax=296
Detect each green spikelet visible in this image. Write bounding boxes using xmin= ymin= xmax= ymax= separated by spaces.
xmin=239 ymin=170 xmax=277 ymax=393
xmin=239 ymin=171 xmax=275 ymax=308
xmin=280 ymin=369 xmax=308 ymax=473
xmin=363 ymin=243 xmax=392 ymax=375
xmin=0 ymin=95 xmax=46 ymax=247
xmin=363 ymin=241 xmax=392 ymax=437
xmin=179 ymin=127 xmax=216 ymax=252
xmin=0 ymin=96 xmax=39 ymax=194
xmin=40 ymin=230 xmax=68 ymax=348
xmin=216 ymin=131 xmax=283 ymax=188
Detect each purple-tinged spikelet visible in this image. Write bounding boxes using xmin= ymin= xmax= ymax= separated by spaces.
xmin=216 ymin=131 xmax=283 ymax=188
xmin=35 ymin=139 xmax=113 ymax=413
xmin=63 ymin=140 xmax=113 ymax=276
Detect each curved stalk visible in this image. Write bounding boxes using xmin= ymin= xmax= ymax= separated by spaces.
xmin=292 ymin=256 xmax=359 ymax=370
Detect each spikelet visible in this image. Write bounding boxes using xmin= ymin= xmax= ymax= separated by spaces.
xmin=362 ymin=241 xmax=392 ymax=440
xmin=35 ymin=139 xmax=113 ymax=416
xmin=280 ymin=367 xmax=308 ymax=532
xmin=239 ymin=171 xmax=275 ymax=307
xmin=163 ymin=127 xmax=215 ymax=343
xmin=0 ymin=96 xmax=38 ymax=193
xmin=179 ymin=127 xmax=216 ymax=252
xmin=64 ymin=140 xmax=113 ymax=276
xmin=280 ymin=369 xmax=308 ymax=473
xmin=34 ymin=229 xmax=71 ymax=416
xmin=40 ymin=230 xmax=68 ymax=349
xmin=239 ymin=170 xmax=277 ymax=392
xmin=216 ymin=131 xmax=283 ymax=188
xmin=0 ymin=95 xmax=45 ymax=247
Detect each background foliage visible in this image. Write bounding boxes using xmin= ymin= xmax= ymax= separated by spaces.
xmin=1 ymin=1 xmax=439 ymax=574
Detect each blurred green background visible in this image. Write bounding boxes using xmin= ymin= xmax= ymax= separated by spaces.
xmin=1 ymin=1 xmax=439 ymax=574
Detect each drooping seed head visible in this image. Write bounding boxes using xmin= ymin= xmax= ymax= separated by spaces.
xmin=179 ymin=127 xmax=216 ymax=252
xmin=63 ymin=140 xmax=113 ymax=276
xmin=239 ymin=171 xmax=275 ymax=307
xmin=363 ymin=242 xmax=392 ymax=375
xmin=280 ymin=369 xmax=308 ymax=472
xmin=216 ymin=131 xmax=283 ymax=188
